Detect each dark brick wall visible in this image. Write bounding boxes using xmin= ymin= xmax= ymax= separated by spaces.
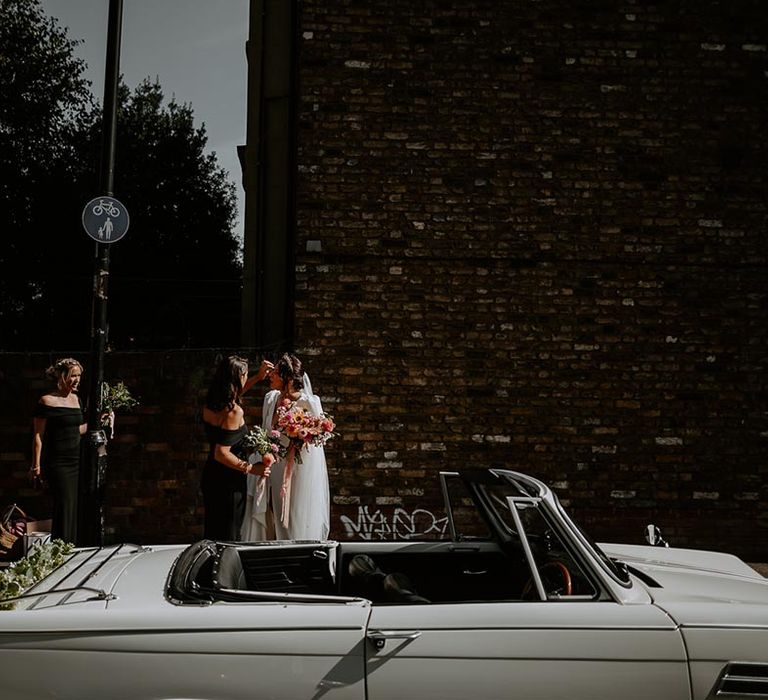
xmin=1 ymin=1 xmax=766 ymax=561
xmin=292 ymin=0 xmax=768 ymax=558
xmin=0 ymin=352 xmax=220 ymax=544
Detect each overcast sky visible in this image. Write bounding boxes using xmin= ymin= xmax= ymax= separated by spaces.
xmin=42 ymin=0 xmax=249 ymax=241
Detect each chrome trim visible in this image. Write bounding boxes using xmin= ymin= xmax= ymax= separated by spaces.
xmin=507 ymin=496 xmax=547 ymax=601
xmin=715 ymin=662 xmax=768 ymax=697
xmin=439 ymin=471 xmax=460 ymax=542
xmin=2 ymin=586 xmax=117 ymax=605
xmin=368 ymin=629 xmax=422 ymax=650
xmin=216 ymin=587 xmax=366 ymax=604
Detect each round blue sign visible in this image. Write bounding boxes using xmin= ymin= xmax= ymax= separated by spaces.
xmin=82 ymin=196 xmax=130 ymax=243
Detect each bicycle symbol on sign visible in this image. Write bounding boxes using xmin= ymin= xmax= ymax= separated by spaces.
xmin=82 ymin=195 xmax=129 ymax=243
xmin=92 ymin=199 xmax=120 ymax=217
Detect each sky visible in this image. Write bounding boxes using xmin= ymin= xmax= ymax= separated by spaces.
xmin=42 ymin=0 xmax=250 ymax=241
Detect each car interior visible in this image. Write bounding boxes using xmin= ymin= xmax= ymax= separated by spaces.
xmin=167 ymin=472 xmax=600 ymax=605
xmin=170 ymin=534 xmax=597 ymax=605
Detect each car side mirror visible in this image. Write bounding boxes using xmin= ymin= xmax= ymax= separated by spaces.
xmin=645 ymin=524 xmax=669 ymax=547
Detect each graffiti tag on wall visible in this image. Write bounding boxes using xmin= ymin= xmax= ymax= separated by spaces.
xmin=341 ymin=506 xmax=449 ymax=540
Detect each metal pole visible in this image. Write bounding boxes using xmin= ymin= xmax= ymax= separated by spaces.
xmin=80 ymin=0 xmax=123 ymax=547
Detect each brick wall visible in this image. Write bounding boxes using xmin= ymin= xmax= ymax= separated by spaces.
xmin=292 ymin=0 xmax=768 ymax=559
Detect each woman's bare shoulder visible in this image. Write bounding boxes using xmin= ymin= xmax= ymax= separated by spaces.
xmin=39 ymin=394 xmax=60 ymax=407
xmin=203 ymin=404 xmax=243 ymax=429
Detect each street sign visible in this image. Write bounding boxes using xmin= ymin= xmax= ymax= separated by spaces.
xmin=82 ymin=196 xmax=130 ymax=243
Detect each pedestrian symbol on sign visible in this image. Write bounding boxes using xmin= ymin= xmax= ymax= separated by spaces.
xmin=82 ymin=196 xmax=129 ymax=244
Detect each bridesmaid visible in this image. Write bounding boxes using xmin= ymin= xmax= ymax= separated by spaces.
xmin=31 ymin=358 xmax=87 ymax=543
xmin=201 ymin=355 xmax=273 ymax=540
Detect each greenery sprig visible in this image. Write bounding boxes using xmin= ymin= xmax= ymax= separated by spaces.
xmin=0 ymin=540 xmax=74 ymax=610
xmin=101 ymin=381 xmax=139 ymax=414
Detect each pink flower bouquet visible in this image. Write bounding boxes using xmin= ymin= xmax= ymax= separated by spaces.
xmin=275 ymin=398 xmax=336 ymax=464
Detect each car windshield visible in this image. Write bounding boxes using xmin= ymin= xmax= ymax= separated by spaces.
xmin=483 ymin=471 xmax=631 ymax=586
xmin=551 ymin=498 xmax=632 ymax=585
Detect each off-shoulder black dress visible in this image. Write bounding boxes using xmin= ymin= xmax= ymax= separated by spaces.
xmin=201 ymin=422 xmax=248 ymax=541
xmin=34 ymin=401 xmax=84 ymax=543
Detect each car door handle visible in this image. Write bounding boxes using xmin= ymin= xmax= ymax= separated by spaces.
xmin=462 ymin=569 xmax=487 ymax=575
xmin=367 ymin=630 xmax=422 ymax=650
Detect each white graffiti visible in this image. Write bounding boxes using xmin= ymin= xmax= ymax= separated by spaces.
xmin=341 ymin=506 xmax=449 ymax=540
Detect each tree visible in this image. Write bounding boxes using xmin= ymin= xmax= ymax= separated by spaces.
xmin=82 ymin=79 xmax=242 ymax=348
xmin=0 ymin=1 xmax=242 ymax=350
xmin=0 ymin=0 xmax=95 ymax=349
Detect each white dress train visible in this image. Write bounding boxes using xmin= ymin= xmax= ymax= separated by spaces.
xmin=241 ymin=380 xmax=330 ymax=542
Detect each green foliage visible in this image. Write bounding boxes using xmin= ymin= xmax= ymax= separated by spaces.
xmin=103 ymin=79 xmax=242 ymax=348
xmin=0 ymin=2 xmax=242 ymax=350
xmin=0 ymin=539 xmax=74 ymax=610
xmin=0 ymin=0 xmax=95 ymax=347
xmin=101 ymin=381 xmax=139 ymax=413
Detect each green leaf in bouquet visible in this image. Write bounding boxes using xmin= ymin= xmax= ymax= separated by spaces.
xmin=101 ymin=381 xmax=140 ymax=414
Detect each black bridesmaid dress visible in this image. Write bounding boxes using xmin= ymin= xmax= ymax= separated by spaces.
xmin=201 ymin=422 xmax=248 ymax=541
xmin=34 ymin=401 xmax=84 ymax=543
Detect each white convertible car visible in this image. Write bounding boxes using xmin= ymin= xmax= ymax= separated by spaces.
xmin=1 ymin=469 xmax=767 ymax=700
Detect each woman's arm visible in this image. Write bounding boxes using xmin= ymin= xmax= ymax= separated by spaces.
xmin=213 ymin=443 xmax=270 ymax=477
xmin=211 ymin=405 xmax=271 ymax=477
xmin=243 ymin=360 xmax=274 ymax=394
xmin=31 ymin=416 xmax=46 ymax=477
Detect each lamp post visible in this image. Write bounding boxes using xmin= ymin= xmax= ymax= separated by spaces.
xmin=79 ymin=0 xmax=124 ymax=547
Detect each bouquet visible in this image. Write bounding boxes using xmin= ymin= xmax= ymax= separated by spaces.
xmin=234 ymin=426 xmax=283 ymax=470
xmin=100 ymin=381 xmax=139 ymax=438
xmin=273 ymin=398 xmax=336 ymax=528
xmin=275 ymin=398 xmax=336 ymax=464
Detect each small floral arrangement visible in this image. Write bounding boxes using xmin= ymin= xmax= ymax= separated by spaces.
xmin=235 ymin=426 xmax=284 ymax=470
xmin=275 ymin=398 xmax=336 ymax=463
xmin=0 ymin=539 xmax=74 ymax=610
xmin=100 ymin=381 xmax=139 ymax=438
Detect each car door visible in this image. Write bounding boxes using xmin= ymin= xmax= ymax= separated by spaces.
xmin=365 ymin=600 xmax=689 ymax=700
xmin=1 ymin=601 xmax=372 ymax=700
xmin=0 ymin=544 xmax=372 ymax=700
xmin=363 ymin=471 xmax=691 ymax=700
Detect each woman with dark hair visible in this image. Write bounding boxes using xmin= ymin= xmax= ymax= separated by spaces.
xmin=242 ymin=353 xmax=330 ymax=541
xmin=31 ymin=358 xmax=87 ymax=543
xmin=201 ymin=355 xmax=273 ymax=540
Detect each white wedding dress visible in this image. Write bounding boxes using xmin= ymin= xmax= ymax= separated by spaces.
xmin=241 ymin=376 xmax=330 ymax=542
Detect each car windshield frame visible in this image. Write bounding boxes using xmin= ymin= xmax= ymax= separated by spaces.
xmin=550 ymin=497 xmax=632 ymax=587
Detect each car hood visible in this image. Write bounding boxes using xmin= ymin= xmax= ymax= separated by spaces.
xmin=601 ymin=542 xmax=768 ymax=624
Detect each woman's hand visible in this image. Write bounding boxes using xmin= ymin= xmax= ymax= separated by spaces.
xmin=243 ymin=360 xmax=275 ymax=393
xmin=254 ymin=360 xmax=274 ymax=382
xmin=28 ymin=465 xmax=43 ymax=488
xmin=252 ymin=461 xmax=272 ymax=478
xmin=234 ymin=458 xmax=271 ymax=477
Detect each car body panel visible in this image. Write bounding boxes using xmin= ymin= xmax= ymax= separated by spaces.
xmin=0 ymin=601 xmax=370 ymax=699
xmin=366 ymin=601 xmax=690 ymax=700
xmin=0 ymin=469 xmax=766 ymax=700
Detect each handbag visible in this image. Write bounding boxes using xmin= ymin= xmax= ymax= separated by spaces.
xmin=0 ymin=504 xmax=29 ymax=560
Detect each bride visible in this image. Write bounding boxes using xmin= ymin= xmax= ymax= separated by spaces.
xmin=241 ymin=353 xmax=330 ymax=541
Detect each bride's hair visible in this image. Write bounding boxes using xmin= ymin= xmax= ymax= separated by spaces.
xmin=276 ymin=353 xmax=304 ymax=391
xmin=205 ymin=355 xmax=248 ymax=411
